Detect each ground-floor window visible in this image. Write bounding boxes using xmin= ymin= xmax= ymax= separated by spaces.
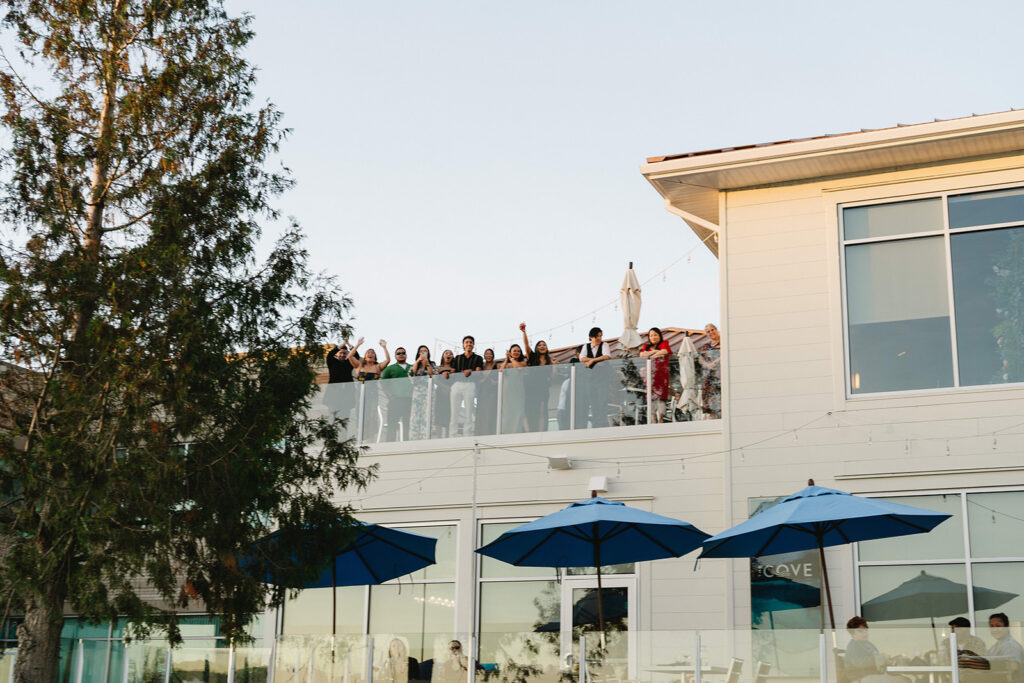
xmin=855 ymin=489 xmax=1024 ymax=635
xmin=477 ymin=521 xmax=636 ymax=680
xmin=52 ymin=614 xmax=251 ymax=683
xmin=281 ymin=522 xmax=458 ymax=666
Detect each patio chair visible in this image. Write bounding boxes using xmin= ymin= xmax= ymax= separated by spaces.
xmin=753 ymin=661 xmax=771 ymax=683
xmin=724 ymin=657 xmax=743 ymax=683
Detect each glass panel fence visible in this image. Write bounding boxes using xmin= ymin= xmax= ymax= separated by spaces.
xmin=52 ymin=627 xmax=989 ymax=683
xmin=319 ymin=354 xmax=721 ymax=446
xmin=319 ymin=382 xmax=362 ymax=442
xmin=363 ymin=374 xmax=432 ymax=445
xmin=0 ymin=651 xmax=12 ymax=683
xmin=498 ymin=364 xmax=571 ymax=435
xmin=575 ymin=358 xmax=645 ymax=430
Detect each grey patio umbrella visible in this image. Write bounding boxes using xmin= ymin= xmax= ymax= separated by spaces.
xmin=862 ymin=570 xmax=1016 ymax=622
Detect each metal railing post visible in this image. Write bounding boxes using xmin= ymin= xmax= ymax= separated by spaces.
xmin=646 ymin=359 xmax=653 ymax=424
xmin=356 ymin=382 xmax=366 ymax=444
xmin=227 ymin=640 xmax=236 ymax=683
xmin=694 ymin=633 xmax=702 ymax=683
xmin=495 ymin=372 xmax=504 ymax=435
xmin=579 ymin=635 xmax=586 ymax=683
xmin=266 ymin=636 xmax=277 ymax=683
xmin=163 ymin=645 xmax=172 ymax=683
xmin=74 ymin=638 xmax=84 ymax=683
xmin=468 ymin=636 xmax=477 ymax=683
xmin=365 ymin=637 xmax=375 ymax=683
xmin=121 ymin=641 xmax=130 ymax=683
xmin=950 ymin=631 xmax=959 ymax=683
xmin=569 ymin=364 xmax=577 ymax=430
xmin=425 ymin=377 xmax=433 ymax=439
xmin=818 ymin=632 xmax=827 ymax=683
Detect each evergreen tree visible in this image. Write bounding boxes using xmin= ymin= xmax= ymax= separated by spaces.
xmin=0 ymin=2 xmax=374 ymax=680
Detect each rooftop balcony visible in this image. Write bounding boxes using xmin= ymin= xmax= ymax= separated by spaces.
xmin=313 ymin=352 xmax=721 ymax=447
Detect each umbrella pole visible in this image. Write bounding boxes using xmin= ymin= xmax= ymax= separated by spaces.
xmin=593 ymin=521 xmax=606 ymax=649
xmin=817 ymin=541 xmax=835 ymax=631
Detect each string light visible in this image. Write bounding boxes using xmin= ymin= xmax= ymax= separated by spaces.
xmin=904 ymin=440 xmax=910 ymax=456
xmin=431 ymin=234 xmax=716 ymax=350
xmin=945 ymin=440 xmax=951 ymax=456
xmin=992 ymin=437 xmax=998 ymax=450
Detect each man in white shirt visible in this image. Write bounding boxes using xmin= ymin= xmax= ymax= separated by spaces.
xmin=988 ymin=613 xmax=1024 ymax=682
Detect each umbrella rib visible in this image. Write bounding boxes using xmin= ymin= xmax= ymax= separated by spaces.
xmin=629 ymin=524 xmax=700 ymax=558
xmin=512 ymin=528 xmax=575 ymax=566
xmin=882 ymin=514 xmax=932 ymax=533
xmin=353 ymin=529 xmax=436 ymax=565
xmin=351 ymin=545 xmax=382 ymax=584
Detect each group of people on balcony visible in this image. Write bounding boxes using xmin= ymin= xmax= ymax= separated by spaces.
xmin=325 ymin=322 xmax=722 ymax=440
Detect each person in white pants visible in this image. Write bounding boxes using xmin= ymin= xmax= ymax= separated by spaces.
xmin=450 ymin=335 xmax=483 ymax=437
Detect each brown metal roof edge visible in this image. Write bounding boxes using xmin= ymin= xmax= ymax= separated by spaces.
xmin=645 ymin=109 xmax=1021 ymax=164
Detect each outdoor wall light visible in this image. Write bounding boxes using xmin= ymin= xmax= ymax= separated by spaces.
xmin=588 ymin=476 xmax=608 ymax=495
xmin=547 ymin=456 xmax=572 ymax=470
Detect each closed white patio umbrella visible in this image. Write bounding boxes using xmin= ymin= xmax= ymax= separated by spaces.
xmin=677 ymin=335 xmax=699 ymax=419
xmin=619 ymin=262 xmax=643 ymax=350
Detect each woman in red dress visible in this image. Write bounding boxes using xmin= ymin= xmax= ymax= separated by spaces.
xmin=639 ymin=327 xmax=672 ymax=422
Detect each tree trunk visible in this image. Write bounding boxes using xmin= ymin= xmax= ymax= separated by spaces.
xmin=13 ymin=579 xmax=68 ymax=683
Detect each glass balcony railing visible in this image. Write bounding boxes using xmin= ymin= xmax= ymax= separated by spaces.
xmin=67 ymin=627 xmax=984 ymax=683
xmin=317 ymin=356 xmax=720 ymax=446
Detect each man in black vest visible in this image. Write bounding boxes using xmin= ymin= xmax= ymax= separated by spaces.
xmin=578 ymin=327 xmax=614 ymax=427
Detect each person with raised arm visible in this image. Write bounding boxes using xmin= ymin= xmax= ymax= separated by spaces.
xmin=521 ymin=323 xmax=557 ymax=432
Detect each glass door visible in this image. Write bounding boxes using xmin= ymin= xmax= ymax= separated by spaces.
xmin=560 ymin=576 xmax=635 ymax=681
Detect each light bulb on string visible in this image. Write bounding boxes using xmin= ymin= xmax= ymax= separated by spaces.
xmin=945 ymin=440 xmax=951 ymax=456
xmin=993 ymin=437 xmax=998 ymax=450
xmin=904 ymin=440 xmax=910 ymax=456
xmin=687 ymin=255 xmax=692 ymax=264
xmin=680 ymin=459 xmax=686 ymax=474
xmin=662 ymin=272 xmax=667 ymax=282
xmin=617 ymin=462 xmax=621 ymax=476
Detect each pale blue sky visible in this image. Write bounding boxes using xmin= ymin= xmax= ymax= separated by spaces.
xmin=53 ymin=2 xmax=1024 ymax=356
xmin=230 ymin=0 xmax=1024 ymax=355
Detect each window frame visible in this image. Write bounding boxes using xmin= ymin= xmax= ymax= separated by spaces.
xmin=280 ymin=520 xmax=459 ymax=638
xmin=839 ymin=181 xmax=1024 ymax=398
xmin=853 ymin=486 xmax=1024 ymax=627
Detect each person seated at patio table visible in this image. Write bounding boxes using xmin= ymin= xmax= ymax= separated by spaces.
xmin=843 ymin=617 xmax=908 ymax=682
xmin=380 ymin=637 xmax=421 ymax=683
xmin=939 ymin=617 xmax=987 ymax=664
xmin=433 ymin=640 xmax=482 ymax=683
xmin=987 ymin=613 xmax=1024 ymax=682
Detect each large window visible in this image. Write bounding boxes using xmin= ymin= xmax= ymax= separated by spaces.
xmin=281 ymin=523 xmax=458 ymax=662
xmin=841 ymin=187 xmax=1024 ymax=394
xmin=856 ymin=490 xmax=1024 ymax=630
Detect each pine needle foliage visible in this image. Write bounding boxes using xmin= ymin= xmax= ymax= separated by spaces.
xmin=0 ymin=1 xmax=374 ymax=680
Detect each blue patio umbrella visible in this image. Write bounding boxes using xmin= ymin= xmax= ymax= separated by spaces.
xmin=699 ymin=480 xmax=952 ymax=630
xmin=251 ymin=522 xmax=436 ymax=635
xmin=476 ymin=496 xmax=709 ymax=631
